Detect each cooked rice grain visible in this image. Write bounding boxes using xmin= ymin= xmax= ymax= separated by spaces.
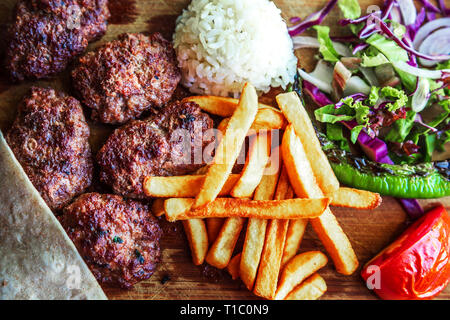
xmin=173 ymin=0 xmax=298 ymax=97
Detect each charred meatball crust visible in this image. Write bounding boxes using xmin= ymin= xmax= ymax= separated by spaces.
xmin=97 ymin=100 xmax=214 ymax=198
xmin=71 ymin=32 xmax=181 ymax=124
xmin=59 ymin=192 xmax=162 ymax=289
xmin=5 ymin=0 xmax=110 ymax=81
xmin=6 ymin=87 xmax=93 ymax=211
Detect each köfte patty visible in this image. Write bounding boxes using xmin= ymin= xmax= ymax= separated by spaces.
xmin=97 ymin=100 xmax=215 ymax=198
xmin=5 ymin=0 xmax=109 ymax=81
xmin=6 ymin=87 xmax=93 ymax=211
xmin=72 ymin=32 xmax=181 ymax=124
xmin=59 ymin=193 xmax=162 ymax=289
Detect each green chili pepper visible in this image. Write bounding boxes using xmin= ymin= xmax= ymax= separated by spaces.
xmin=319 ymin=132 xmax=450 ymax=199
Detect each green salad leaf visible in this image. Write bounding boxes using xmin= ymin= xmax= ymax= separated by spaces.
xmin=314 ymin=26 xmax=340 ymax=63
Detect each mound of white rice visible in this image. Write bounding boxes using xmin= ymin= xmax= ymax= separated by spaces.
xmin=173 ymin=0 xmax=298 ymax=97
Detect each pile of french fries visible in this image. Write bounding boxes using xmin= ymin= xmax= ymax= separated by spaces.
xmin=144 ymin=83 xmax=382 ymax=300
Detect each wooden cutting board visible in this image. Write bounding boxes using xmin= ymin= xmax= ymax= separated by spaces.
xmin=0 ymin=0 xmax=448 ymax=300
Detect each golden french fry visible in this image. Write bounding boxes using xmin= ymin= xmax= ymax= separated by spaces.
xmin=164 ymin=197 xmax=329 ymax=222
xmin=217 ymin=117 xmax=230 ymax=133
xmin=240 ymin=161 xmax=281 ymax=291
xmin=277 ymin=92 xmax=339 ymax=196
xmin=183 ymin=95 xmax=246 ymax=117
xmin=253 ymin=219 xmax=288 ymax=299
xmin=284 ymin=273 xmax=327 ymax=300
xmin=206 ymin=218 xmax=224 ymax=244
xmin=282 ymin=125 xmax=358 ymax=275
xmin=230 ymin=132 xmax=271 ymax=198
xmin=331 ymin=187 xmax=382 ymax=209
xmin=280 ymin=219 xmax=308 ymax=269
xmin=151 ymin=198 xmax=166 ymax=217
xmin=252 ymin=108 xmax=287 ymax=131
xmin=218 ymin=115 xmax=286 ymax=132
xmin=274 ymin=251 xmax=328 ymax=300
xmin=184 ymin=95 xmax=285 ymax=119
xmin=194 ymin=166 xmax=209 ymax=175
xmin=227 ymin=253 xmax=242 ymax=280
xmin=253 ymin=167 xmax=291 ymax=300
xmin=194 ymin=83 xmax=258 ymax=209
xmin=182 ymin=219 xmax=208 ymax=266
xmin=206 ymin=217 xmax=245 ymax=269
xmin=143 ymin=174 xmax=240 ymax=198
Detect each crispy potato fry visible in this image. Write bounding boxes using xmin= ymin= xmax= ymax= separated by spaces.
xmin=216 ymin=118 xmax=231 ymax=133
xmin=230 ymin=132 xmax=271 ymax=198
xmin=184 ymin=95 xmax=284 ymax=118
xmin=252 ymin=108 xmax=287 ymax=131
xmin=218 ymin=114 xmax=286 ymax=132
xmin=331 ymin=187 xmax=382 ymax=209
xmin=206 ymin=218 xmax=224 ymax=244
xmin=143 ymin=174 xmax=240 ymax=198
xmin=240 ymin=162 xmax=281 ymax=291
xmin=277 ymin=92 xmax=339 ymax=195
xmin=206 ymin=217 xmax=245 ymax=269
xmin=194 ymin=83 xmax=258 ymax=209
xmin=194 ymin=166 xmax=209 ymax=175
xmin=227 ymin=253 xmax=242 ymax=280
xmin=282 ymin=125 xmax=359 ymax=275
xmin=280 ymin=219 xmax=308 ymax=269
xmin=253 ymin=167 xmax=291 ymax=300
xmin=274 ymin=251 xmax=328 ymax=300
xmin=253 ymin=218 xmax=289 ymax=299
xmin=164 ymin=197 xmax=329 ymax=222
xmin=151 ymin=198 xmax=166 ymax=217
xmin=284 ymin=273 xmax=327 ymax=300
xmin=182 ymin=219 xmax=208 ymax=266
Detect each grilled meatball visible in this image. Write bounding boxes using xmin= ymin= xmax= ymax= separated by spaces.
xmin=6 ymin=87 xmax=93 ymax=211
xmin=59 ymin=193 xmax=162 ymax=289
xmin=5 ymin=0 xmax=109 ymax=81
xmin=97 ymin=100 xmax=214 ymax=198
xmin=71 ymin=32 xmax=181 ymax=124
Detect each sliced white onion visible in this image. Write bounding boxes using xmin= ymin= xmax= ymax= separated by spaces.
xmin=298 ymin=68 xmax=333 ymax=94
xmin=292 ymin=36 xmax=351 ymax=56
xmin=411 ymin=78 xmax=430 ymax=113
xmin=359 ymin=66 xmax=380 ymax=86
xmin=333 ymin=42 xmax=352 ymax=57
xmin=389 ymin=5 xmax=403 ymax=24
xmin=343 ymin=76 xmax=371 ymax=96
xmin=310 ymin=59 xmax=334 ymax=83
xmin=292 ymin=36 xmax=321 ymax=49
xmin=393 ymin=61 xmax=449 ymax=79
xmin=397 ymin=0 xmax=416 ymax=26
xmin=413 ymin=17 xmax=450 ymax=49
xmin=418 ymin=28 xmax=450 ymax=67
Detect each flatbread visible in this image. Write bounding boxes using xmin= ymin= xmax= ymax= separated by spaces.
xmin=0 ymin=131 xmax=107 ymax=300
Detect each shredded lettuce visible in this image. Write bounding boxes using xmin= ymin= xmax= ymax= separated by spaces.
xmin=337 ymin=0 xmax=361 ymax=34
xmin=337 ymin=0 xmax=361 ymax=19
xmin=315 ymin=86 xmax=411 ymax=145
xmin=385 ymin=110 xmax=417 ymax=142
xmin=361 ymin=53 xmax=390 ymax=67
xmin=313 ymin=26 xmax=340 ymax=62
xmin=365 ymin=34 xmax=417 ymax=91
xmin=380 ymin=87 xmax=408 ymax=112
xmin=326 ymin=123 xmax=350 ymax=151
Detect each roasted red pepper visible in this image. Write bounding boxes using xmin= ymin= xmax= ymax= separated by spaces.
xmin=361 ymin=205 xmax=450 ymax=300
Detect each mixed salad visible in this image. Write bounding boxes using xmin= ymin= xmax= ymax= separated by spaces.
xmin=288 ymin=0 xmax=450 ymax=219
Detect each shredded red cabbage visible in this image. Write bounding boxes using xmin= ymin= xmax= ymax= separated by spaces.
xmin=303 ymin=80 xmax=333 ymax=107
xmin=352 ymin=43 xmax=369 ymax=55
xmin=373 ymin=16 xmax=450 ymax=61
xmin=439 ymin=0 xmax=450 ymax=16
xmin=288 ymin=0 xmax=338 ymax=36
xmin=417 ymin=0 xmax=441 ymax=14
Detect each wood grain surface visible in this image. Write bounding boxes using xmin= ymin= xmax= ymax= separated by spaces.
xmin=0 ymin=0 xmax=448 ymax=300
